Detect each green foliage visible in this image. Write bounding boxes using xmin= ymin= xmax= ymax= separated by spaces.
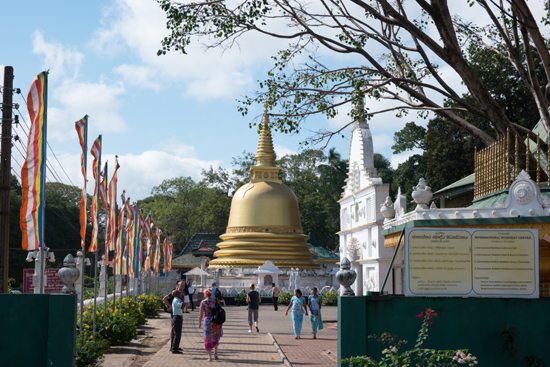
xmin=75 ymin=330 xmax=110 ymax=367
xmin=373 ymin=154 xmax=395 ymax=199
xmin=235 ymin=289 xmax=248 ymax=306
xmin=277 ymin=291 xmax=293 ymax=305
xmin=75 ymin=294 xmax=163 ymax=366
xmin=137 ymin=293 xmax=163 ymax=317
xmin=140 ymin=176 xmax=231 ymax=253
xmin=392 ymin=122 xmax=426 ymax=154
xmin=340 ymin=309 xmax=477 ymax=367
xmin=321 ymin=291 xmax=338 ymax=306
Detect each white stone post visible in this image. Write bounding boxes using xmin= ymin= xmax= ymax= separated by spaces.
xmin=99 ymin=258 xmax=107 ymax=296
xmin=200 ymin=256 xmax=206 ymax=288
xmin=32 ymin=250 xmax=45 ymax=294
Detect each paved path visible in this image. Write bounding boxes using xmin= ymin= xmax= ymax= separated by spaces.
xmin=103 ymin=305 xmax=338 ymax=366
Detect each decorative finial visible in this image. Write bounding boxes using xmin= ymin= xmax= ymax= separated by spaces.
xmin=249 ymin=111 xmax=282 ymax=183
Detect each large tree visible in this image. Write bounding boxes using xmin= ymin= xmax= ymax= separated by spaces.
xmin=158 ymin=0 xmax=550 ymax=178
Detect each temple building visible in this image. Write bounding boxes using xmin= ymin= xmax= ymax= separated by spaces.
xmin=338 ymin=113 xmax=401 ymax=296
xmin=381 ymin=122 xmax=550 ymax=295
xmin=209 ymin=113 xmax=319 ymax=270
xmin=171 ymin=113 xmax=339 ymax=291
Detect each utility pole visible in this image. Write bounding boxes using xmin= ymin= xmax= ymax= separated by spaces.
xmin=0 ymin=66 xmax=14 ymax=294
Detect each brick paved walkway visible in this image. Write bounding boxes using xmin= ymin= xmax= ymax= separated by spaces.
xmin=143 ymin=308 xmax=284 ymax=366
xmin=103 ymin=305 xmax=338 ymax=366
xmin=272 ymin=334 xmax=337 ymax=366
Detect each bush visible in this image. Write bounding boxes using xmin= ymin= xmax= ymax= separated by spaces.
xmin=120 ymin=296 xmax=147 ymax=326
xmin=322 ymin=291 xmax=338 ymax=305
xmin=98 ymin=307 xmax=138 ymax=345
xmin=137 ymin=294 xmax=163 ymax=317
xmin=75 ymin=330 xmax=110 ymax=367
xmin=278 ymin=291 xmax=293 ymax=305
xmin=75 ymin=293 xmax=164 ymax=365
xmin=235 ymin=289 xmax=247 ymax=306
xmin=340 ymin=308 xmax=477 ymax=367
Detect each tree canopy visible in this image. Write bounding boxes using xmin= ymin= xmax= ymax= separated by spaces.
xmin=158 ymin=0 xmax=550 ymax=178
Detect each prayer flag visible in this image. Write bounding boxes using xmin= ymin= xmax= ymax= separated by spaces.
xmin=108 ymin=158 xmax=119 ymax=251
xmin=89 ymin=136 xmax=102 ymax=252
xmin=20 ymin=71 xmax=48 ymax=251
xmin=74 ymin=116 xmax=88 ymax=248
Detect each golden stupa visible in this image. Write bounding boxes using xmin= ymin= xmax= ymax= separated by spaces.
xmin=208 ymin=113 xmax=318 ymax=269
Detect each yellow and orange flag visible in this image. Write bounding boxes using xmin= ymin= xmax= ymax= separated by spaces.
xmin=74 ymin=116 xmax=88 ymax=249
xmin=20 ymin=71 xmax=48 ymax=251
xmin=89 ymin=136 xmax=102 ymax=252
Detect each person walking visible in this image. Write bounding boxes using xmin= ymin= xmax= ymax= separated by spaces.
xmin=271 ymin=283 xmax=279 ymax=311
xmin=285 ymin=289 xmax=308 ymax=339
xmin=246 ymin=283 xmax=261 ymax=333
xmin=199 ymin=288 xmax=223 ymax=362
xmin=188 ymin=280 xmax=196 ymax=311
xmin=211 ymin=283 xmax=218 ymax=300
xmin=308 ymin=287 xmax=324 ymax=339
xmin=170 ymin=290 xmax=184 ymax=354
xmin=183 ymin=280 xmax=190 ymax=313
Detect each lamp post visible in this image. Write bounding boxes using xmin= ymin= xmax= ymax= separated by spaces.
xmin=26 ymin=248 xmax=55 ymax=294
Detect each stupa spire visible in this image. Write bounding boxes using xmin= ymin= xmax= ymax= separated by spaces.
xmin=250 ymin=111 xmax=282 ymax=183
xmin=254 ymin=112 xmax=277 ymax=167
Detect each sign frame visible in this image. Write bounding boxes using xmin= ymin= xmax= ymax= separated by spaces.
xmin=404 ymin=227 xmax=539 ymax=298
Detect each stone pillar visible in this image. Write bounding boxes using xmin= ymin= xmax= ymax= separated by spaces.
xmin=115 ymin=275 xmax=122 ymax=293
xmin=99 ymin=256 xmax=107 ymax=296
xmin=200 ymin=256 xmax=206 ymax=288
xmin=32 ymin=250 xmax=45 ymax=294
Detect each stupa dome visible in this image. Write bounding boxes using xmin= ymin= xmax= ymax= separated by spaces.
xmin=208 ymin=113 xmax=317 ymax=269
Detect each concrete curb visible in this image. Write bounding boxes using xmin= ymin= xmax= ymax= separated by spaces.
xmin=268 ymin=332 xmax=292 ymax=367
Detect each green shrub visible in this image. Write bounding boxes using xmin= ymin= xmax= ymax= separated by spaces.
xmin=235 ymin=289 xmax=247 ymax=306
xmin=75 ymin=330 xmax=110 ymax=367
xmin=340 ymin=308 xmax=477 ymax=366
xmin=278 ymin=291 xmax=293 ymax=305
xmin=137 ymin=294 xmax=163 ymax=317
xmin=322 ymin=291 xmax=338 ymax=305
xmin=98 ymin=308 xmax=138 ymax=345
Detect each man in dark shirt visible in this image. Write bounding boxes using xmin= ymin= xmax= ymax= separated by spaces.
xmin=246 ymin=283 xmax=261 ymax=333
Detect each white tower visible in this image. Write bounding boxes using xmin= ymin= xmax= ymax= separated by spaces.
xmin=338 ymin=113 xmax=401 ymax=295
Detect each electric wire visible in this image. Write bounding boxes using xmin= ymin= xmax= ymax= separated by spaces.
xmin=14 ymin=94 xmax=75 ymax=186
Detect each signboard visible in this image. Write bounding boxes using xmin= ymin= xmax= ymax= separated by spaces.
xmin=23 ymin=269 xmax=64 ymax=293
xmin=404 ymin=228 xmax=539 ymax=298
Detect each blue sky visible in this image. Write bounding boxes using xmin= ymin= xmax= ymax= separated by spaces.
xmin=1 ymin=0 xmax=517 ymax=200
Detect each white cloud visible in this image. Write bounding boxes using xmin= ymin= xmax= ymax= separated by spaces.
xmin=390 ymin=148 xmax=423 ymax=169
xmin=49 ymin=149 xmax=220 ymax=200
xmin=90 ymin=0 xmax=288 ymax=100
xmin=54 ymin=79 xmax=126 ymax=134
xmin=106 ymin=151 xmax=220 ymax=199
xmin=32 ymin=30 xmax=84 ymax=82
xmin=274 ymin=144 xmax=297 ymax=157
xmin=29 ymin=32 xmax=127 ymax=141
xmin=162 ymin=137 xmax=199 ymax=158
xmin=113 ymin=64 xmax=160 ymax=91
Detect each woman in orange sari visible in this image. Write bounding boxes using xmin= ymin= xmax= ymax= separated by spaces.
xmin=198 ymin=288 xmax=223 ymax=361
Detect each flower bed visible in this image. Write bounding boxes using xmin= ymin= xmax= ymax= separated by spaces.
xmin=76 ymin=293 xmax=163 ymax=367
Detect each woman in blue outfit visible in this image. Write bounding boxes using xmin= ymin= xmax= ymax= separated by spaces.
xmin=285 ymin=289 xmax=309 ymax=339
xmin=308 ymin=287 xmax=324 ymax=339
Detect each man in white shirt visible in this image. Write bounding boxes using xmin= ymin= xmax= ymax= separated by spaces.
xmin=188 ymin=280 xmax=196 ymax=311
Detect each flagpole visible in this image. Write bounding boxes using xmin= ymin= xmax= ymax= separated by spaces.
xmin=104 ymin=161 xmax=109 ymax=313
xmin=92 ymin=135 xmax=102 ymax=333
xmin=113 ymin=199 xmax=117 ymax=313
xmin=80 ymin=115 xmax=88 ymax=331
